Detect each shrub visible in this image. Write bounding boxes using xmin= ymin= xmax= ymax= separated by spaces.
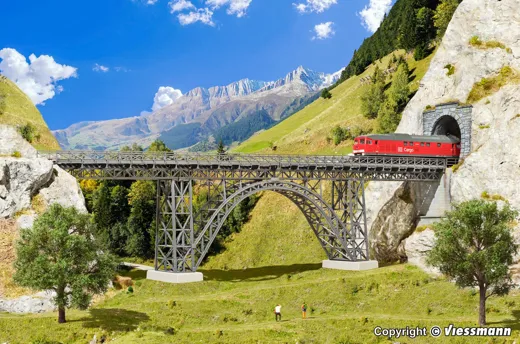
xmin=467 ymin=66 xmax=520 ymax=103
xmin=18 ymin=123 xmax=37 ymax=143
xmin=478 ymin=124 xmax=490 ymax=129
xmin=451 ymin=159 xmax=464 ymax=173
xmin=164 ymin=327 xmax=176 ymax=335
xmin=127 ymin=286 xmax=134 ymax=293
xmin=167 ymin=300 xmax=177 ymax=308
xmin=444 ymin=64 xmax=455 ymax=76
xmin=331 ymin=125 xmax=347 ymax=145
xmin=321 ymin=89 xmax=332 ymax=99
xmin=11 ymin=151 xmax=21 ymax=158
xmin=481 ymin=191 xmax=490 ymax=199
xmin=415 ymin=225 xmax=429 ymax=233
xmin=469 ymin=36 xmax=482 ymax=46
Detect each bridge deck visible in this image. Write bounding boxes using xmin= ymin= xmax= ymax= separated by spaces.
xmin=38 ymin=151 xmax=457 ymax=181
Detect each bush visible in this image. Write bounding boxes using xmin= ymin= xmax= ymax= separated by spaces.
xmin=18 ymin=123 xmax=37 ymax=143
xmin=469 ymin=35 xmax=482 ymax=46
xmin=321 ymin=88 xmax=332 ymax=99
xmin=11 ymin=151 xmax=21 ymax=158
xmin=331 ymin=125 xmax=347 ymax=145
xmin=167 ymin=300 xmax=177 ymax=308
xmin=444 ymin=64 xmax=455 ymax=76
xmin=361 ymin=82 xmax=386 ymax=119
xmin=127 ymin=286 xmax=134 ymax=293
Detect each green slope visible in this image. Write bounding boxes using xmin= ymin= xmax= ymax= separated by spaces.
xmin=235 ymin=50 xmax=433 ymax=155
xmin=0 ymin=75 xmax=60 ymax=150
xmin=2 ymin=264 xmax=519 ymax=343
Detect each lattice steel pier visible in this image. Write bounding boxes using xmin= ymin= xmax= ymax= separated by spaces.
xmin=40 ymin=151 xmax=456 ymax=282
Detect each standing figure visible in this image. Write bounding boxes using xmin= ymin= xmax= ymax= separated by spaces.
xmin=274 ymin=304 xmax=282 ymax=321
xmin=301 ymin=302 xmax=307 ymax=319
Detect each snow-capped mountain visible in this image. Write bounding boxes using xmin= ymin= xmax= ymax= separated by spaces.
xmin=54 ymin=66 xmax=344 ymax=151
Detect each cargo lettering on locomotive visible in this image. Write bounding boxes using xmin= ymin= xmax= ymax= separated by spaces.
xmin=352 ymin=133 xmax=460 ymax=158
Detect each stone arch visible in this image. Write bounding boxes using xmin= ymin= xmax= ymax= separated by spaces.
xmin=422 ymin=102 xmax=472 ymax=157
xmin=192 ymin=180 xmax=357 ymax=269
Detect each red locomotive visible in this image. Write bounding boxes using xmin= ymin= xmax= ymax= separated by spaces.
xmin=352 ymin=134 xmax=460 ymax=157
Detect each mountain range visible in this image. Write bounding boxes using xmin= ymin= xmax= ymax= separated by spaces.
xmin=53 ymin=66 xmax=342 ymax=151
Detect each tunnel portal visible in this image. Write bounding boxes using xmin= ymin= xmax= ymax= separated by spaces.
xmin=423 ymin=103 xmax=472 ymax=157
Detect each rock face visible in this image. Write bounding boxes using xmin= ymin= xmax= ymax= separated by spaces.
xmin=39 ymin=166 xmax=87 ymax=213
xmin=0 ymin=291 xmax=57 ymax=314
xmin=404 ymin=229 xmax=441 ymax=276
xmin=366 ymin=0 xmax=520 ymax=264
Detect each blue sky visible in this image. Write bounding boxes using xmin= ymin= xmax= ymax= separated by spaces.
xmin=0 ymin=0 xmax=393 ymax=130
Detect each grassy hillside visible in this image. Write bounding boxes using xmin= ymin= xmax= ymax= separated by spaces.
xmin=0 ymin=75 xmax=60 ymax=150
xmin=235 ymin=50 xmax=433 ymax=155
xmin=2 ymin=264 xmax=519 ymax=343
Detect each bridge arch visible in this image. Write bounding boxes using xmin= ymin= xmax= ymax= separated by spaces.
xmin=192 ymin=180 xmax=354 ymax=269
xmin=422 ymin=102 xmax=472 ymax=157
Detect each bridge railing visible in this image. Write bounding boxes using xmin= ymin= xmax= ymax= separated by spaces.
xmin=37 ymin=151 xmax=457 ymax=170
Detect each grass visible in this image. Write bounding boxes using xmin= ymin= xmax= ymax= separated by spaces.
xmin=451 ymin=159 xmax=464 ymax=173
xmin=234 ymin=50 xmax=435 ymax=155
xmin=2 ymin=264 xmax=520 ymax=343
xmin=0 ymin=76 xmax=60 ymax=150
xmin=467 ymin=66 xmax=520 ymax=103
xmin=444 ymin=64 xmax=455 ymax=76
xmin=469 ymin=36 xmax=513 ymax=53
xmin=479 ymin=124 xmax=490 ymax=129
xmin=481 ymin=191 xmax=507 ymax=202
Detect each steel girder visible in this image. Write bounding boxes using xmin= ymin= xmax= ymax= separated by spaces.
xmin=155 ymin=178 xmax=368 ymax=273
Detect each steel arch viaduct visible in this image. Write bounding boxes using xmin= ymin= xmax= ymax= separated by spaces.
xmin=39 ymin=151 xmax=457 ymax=282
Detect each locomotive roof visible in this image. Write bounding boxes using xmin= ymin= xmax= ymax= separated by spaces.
xmin=363 ymin=134 xmax=460 ymax=143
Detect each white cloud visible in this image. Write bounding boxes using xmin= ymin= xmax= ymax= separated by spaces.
xmin=115 ymin=66 xmax=129 ymax=72
xmin=359 ymin=0 xmax=393 ymax=33
xmin=93 ymin=63 xmax=109 ymax=73
xmin=152 ymin=86 xmax=183 ymax=111
xmin=206 ymin=0 xmax=252 ymax=18
xmin=178 ymin=8 xmax=215 ymax=26
xmin=0 ymin=48 xmax=77 ymax=105
xmin=294 ymin=0 xmax=337 ymax=13
xmin=147 ymin=0 xmax=158 ymax=4
xmin=169 ymin=0 xmax=196 ymax=13
xmin=313 ymin=22 xmax=335 ymax=40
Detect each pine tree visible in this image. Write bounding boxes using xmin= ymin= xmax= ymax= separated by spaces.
xmin=434 ymin=0 xmax=460 ymax=39
xmin=217 ymin=140 xmax=226 ymax=154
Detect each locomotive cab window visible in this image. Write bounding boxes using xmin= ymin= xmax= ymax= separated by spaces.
xmin=404 ymin=142 xmax=407 ymax=146
xmin=437 ymin=143 xmax=441 ymax=147
xmin=368 ymin=140 xmax=372 ymax=144
xmin=426 ymin=143 xmax=430 ymax=147
xmin=420 ymin=142 xmax=424 ymax=147
xmin=375 ymin=141 xmax=378 ymax=145
xmin=360 ymin=139 xmax=365 ymax=144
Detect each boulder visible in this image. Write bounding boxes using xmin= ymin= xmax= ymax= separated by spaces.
xmin=39 ymin=166 xmax=87 ymax=213
xmin=0 ymin=290 xmax=57 ymax=314
xmin=404 ymin=229 xmax=441 ymax=276
xmin=0 ymin=158 xmax=54 ymax=218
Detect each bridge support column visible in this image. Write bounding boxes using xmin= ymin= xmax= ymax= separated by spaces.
xmin=152 ymin=179 xmax=202 ymax=283
xmin=331 ymin=179 xmax=370 ymax=261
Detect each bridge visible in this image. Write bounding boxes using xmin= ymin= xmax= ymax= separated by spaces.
xmin=39 ymin=151 xmax=457 ymax=283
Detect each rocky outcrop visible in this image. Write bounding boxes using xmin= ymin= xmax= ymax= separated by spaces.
xmin=39 ymin=166 xmax=87 ymax=213
xmin=404 ymin=229 xmax=441 ymax=276
xmin=366 ymin=0 xmax=520 ymax=264
xmin=0 ymin=125 xmax=86 ymax=218
xmin=0 ymin=291 xmax=57 ymax=314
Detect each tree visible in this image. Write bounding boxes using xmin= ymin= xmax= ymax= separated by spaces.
xmin=361 ymin=82 xmax=386 ymax=119
xmin=390 ymin=63 xmax=410 ymax=108
xmin=148 ymin=139 xmax=171 ymax=153
xmin=217 ymin=140 xmax=226 ymax=154
xmin=377 ymin=99 xmax=401 ymax=133
xmin=321 ymin=89 xmax=332 ymax=99
xmin=126 ymin=181 xmax=156 ymax=258
xmin=121 ymin=143 xmax=144 ymax=152
xmin=427 ymin=200 xmax=518 ymax=326
xmin=434 ymin=0 xmax=460 ymax=39
xmin=371 ymin=66 xmax=386 ymax=85
xmin=13 ymin=204 xmax=117 ymax=323
xmin=416 ymin=7 xmax=435 ymax=43
xmin=331 ymin=125 xmax=347 ymax=145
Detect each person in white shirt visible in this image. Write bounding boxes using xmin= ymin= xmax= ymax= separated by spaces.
xmin=274 ymin=304 xmax=282 ymax=321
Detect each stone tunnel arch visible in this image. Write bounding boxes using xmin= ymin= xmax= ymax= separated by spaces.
xmin=422 ymin=102 xmax=472 ymax=157
xmin=190 ymin=180 xmax=360 ymax=270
